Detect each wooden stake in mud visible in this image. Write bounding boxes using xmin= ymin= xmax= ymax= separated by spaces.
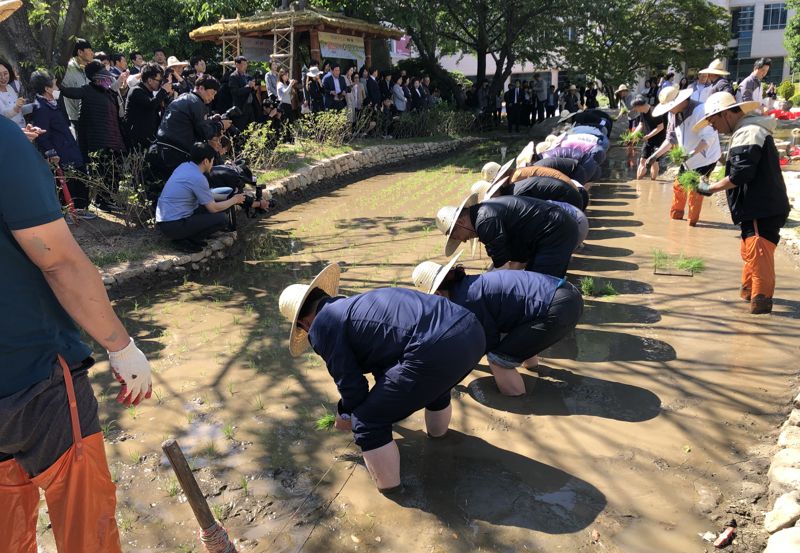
xmin=161 ymin=439 xmax=239 ymax=553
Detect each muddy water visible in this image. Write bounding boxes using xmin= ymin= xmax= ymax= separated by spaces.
xmin=39 ymin=144 xmax=800 ymax=552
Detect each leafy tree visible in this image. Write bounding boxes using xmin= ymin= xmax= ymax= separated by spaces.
xmin=786 ymin=0 xmax=800 ymax=69
xmin=560 ymin=0 xmax=729 ymax=104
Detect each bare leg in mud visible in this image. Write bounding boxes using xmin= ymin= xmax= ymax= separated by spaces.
xmin=362 ymin=441 xmax=402 ymax=492
xmin=425 ymin=404 xmax=452 ymax=438
xmin=489 ymin=361 xmax=526 ymax=396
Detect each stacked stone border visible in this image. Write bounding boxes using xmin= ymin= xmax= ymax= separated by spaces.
xmin=100 ymin=137 xmax=483 ymax=296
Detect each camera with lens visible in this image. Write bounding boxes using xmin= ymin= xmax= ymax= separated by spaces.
xmin=212 ymin=106 xmax=242 ymax=136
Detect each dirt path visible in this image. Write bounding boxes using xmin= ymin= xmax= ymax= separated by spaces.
xmin=36 ymin=145 xmax=800 ymax=552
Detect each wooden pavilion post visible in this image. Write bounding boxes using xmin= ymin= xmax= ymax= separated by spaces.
xmin=309 ymin=27 xmax=321 ymax=63
xmin=364 ymin=35 xmax=372 ymax=69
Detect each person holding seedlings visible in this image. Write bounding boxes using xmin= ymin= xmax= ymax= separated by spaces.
xmin=647 ymin=86 xmax=721 ymax=226
xmin=412 ymin=252 xmax=583 ymax=396
xmin=437 ymin=193 xmax=579 ymax=277
xmin=692 ymin=92 xmax=790 ymax=314
xmin=629 ymin=94 xmax=667 ymax=180
xmin=278 ymin=264 xmax=485 ymax=493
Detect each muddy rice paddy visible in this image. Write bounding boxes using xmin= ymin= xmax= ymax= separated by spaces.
xmin=37 ymin=143 xmax=800 ymax=552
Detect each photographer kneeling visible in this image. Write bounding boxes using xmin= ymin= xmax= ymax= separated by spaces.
xmin=155 ymin=142 xmax=267 ymax=252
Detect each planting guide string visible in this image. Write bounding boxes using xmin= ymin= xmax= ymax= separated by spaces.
xmin=268 ymin=438 xmax=358 ymax=550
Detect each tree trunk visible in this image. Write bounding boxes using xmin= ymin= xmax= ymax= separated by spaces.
xmin=0 ymin=8 xmax=43 ymax=70
xmin=57 ymin=0 xmax=89 ymax=67
xmin=476 ymin=47 xmax=487 ymax=84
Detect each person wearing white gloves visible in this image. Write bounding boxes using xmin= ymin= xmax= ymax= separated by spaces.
xmin=0 ymin=77 xmax=148 ymax=550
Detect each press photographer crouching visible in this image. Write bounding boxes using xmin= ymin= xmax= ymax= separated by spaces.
xmin=155 ymin=142 xmax=269 ymax=252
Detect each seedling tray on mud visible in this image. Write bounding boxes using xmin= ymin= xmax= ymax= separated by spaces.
xmin=653 ymin=250 xmax=705 ymax=277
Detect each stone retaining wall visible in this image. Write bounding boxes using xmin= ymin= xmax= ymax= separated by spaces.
xmin=100 ymin=137 xmax=482 ymax=296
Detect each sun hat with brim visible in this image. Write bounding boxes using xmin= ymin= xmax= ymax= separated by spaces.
xmin=470 ymin=179 xmax=492 ymax=201
xmin=412 ymin=251 xmax=464 ymax=294
xmin=481 ymin=161 xmax=500 ymax=182
xmin=491 ymin=159 xmax=515 ymax=187
xmin=437 ymin=193 xmax=479 ymax=257
xmin=483 ymin=176 xmax=510 ymax=201
xmin=691 ymin=91 xmax=761 ymax=133
xmin=0 ymin=0 xmax=21 ymax=22
xmin=307 ymin=67 xmax=321 ymax=78
xmin=278 ymin=263 xmax=341 ymax=356
xmin=614 ymin=84 xmax=629 ymax=96
xmin=652 ymin=86 xmax=693 ymax=117
xmin=698 ymin=59 xmax=729 ymax=76
xmin=516 ymin=141 xmax=535 ymax=168
xmin=167 ymin=56 xmax=189 ymax=69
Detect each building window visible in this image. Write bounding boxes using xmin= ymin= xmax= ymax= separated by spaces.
xmin=731 ymin=6 xmax=754 ymax=38
xmin=763 ymin=3 xmax=787 ymax=30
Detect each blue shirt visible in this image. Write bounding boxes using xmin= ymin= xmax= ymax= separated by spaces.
xmin=450 ymin=271 xmax=563 ymax=351
xmin=0 ymin=116 xmax=91 ymax=398
xmin=155 ymin=162 xmax=214 ymax=222
xmin=308 ymin=288 xmax=473 ymax=413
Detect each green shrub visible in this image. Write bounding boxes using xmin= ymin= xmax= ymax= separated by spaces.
xmin=778 ymin=80 xmax=795 ymax=100
xmin=790 ymin=93 xmax=800 ymax=107
xmin=238 ymin=122 xmax=288 ymax=171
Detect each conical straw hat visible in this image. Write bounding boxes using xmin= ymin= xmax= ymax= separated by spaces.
xmin=698 ymin=58 xmax=729 ymax=76
xmin=278 ymin=263 xmax=341 ymax=357
xmin=652 ymin=86 xmax=693 ymax=117
xmin=481 ymin=162 xmax=501 ymax=182
xmin=411 ymin=251 xmax=464 ymax=294
xmin=437 ymin=193 xmax=479 ymax=256
xmin=692 ymin=91 xmax=761 ymax=132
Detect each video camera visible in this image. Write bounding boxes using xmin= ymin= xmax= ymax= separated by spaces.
xmin=212 ymin=106 xmax=243 ymax=136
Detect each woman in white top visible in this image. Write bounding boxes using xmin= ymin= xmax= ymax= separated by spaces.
xmin=346 ymin=73 xmax=365 ymax=124
xmin=392 ymin=76 xmax=407 ymax=113
xmin=0 ymin=60 xmax=31 ymax=128
xmin=277 ymin=69 xmax=296 ymax=122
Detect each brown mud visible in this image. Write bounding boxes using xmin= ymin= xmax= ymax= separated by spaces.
xmin=36 ymin=144 xmax=800 ymax=552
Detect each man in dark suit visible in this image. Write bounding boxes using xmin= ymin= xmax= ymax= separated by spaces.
xmin=227 ymin=55 xmax=257 ymax=129
xmin=322 ymin=64 xmax=350 ymax=110
xmin=365 ymin=67 xmax=382 ymax=108
xmin=503 ymin=81 xmax=522 ymax=133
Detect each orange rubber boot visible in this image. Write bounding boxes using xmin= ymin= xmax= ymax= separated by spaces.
xmin=670 ymin=181 xmax=687 ymax=220
xmin=0 ymin=458 xmax=39 ymax=553
xmin=687 ymin=190 xmax=704 ymax=226
xmin=747 ymin=235 xmax=777 ymax=297
xmin=31 ymin=432 xmax=122 ymax=553
xmin=740 ymin=239 xmax=753 ymax=301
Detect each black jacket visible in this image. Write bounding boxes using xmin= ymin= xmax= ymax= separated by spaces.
xmin=124 ymin=83 xmax=170 ymax=149
xmin=365 ymin=76 xmax=381 ymax=107
xmin=504 ymin=88 xmax=523 ymax=107
xmin=512 ymin=176 xmax=584 ymax=210
xmin=410 ymin=86 xmax=424 ymax=111
xmin=469 ymin=195 xmax=573 ymax=267
xmin=725 ymin=114 xmax=790 ymax=225
xmin=322 ymin=74 xmax=350 ymax=109
xmin=379 ymin=79 xmax=392 ymax=101
xmin=307 ymin=80 xmax=325 ymax=112
xmin=156 ymin=91 xmax=221 ymax=153
xmin=60 ymin=83 xmax=125 ymax=155
xmin=227 ymin=71 xmax=256 ymax=127
xmin=30 ymin=97 xmax=85 ymax=167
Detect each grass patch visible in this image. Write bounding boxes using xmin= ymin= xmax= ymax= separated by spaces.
xmin=89 ymin=247 xmax=151 ymax=268
xmin=675 ymin=255 xmax=706 ymax=274
xmin=653 ymin=249 xmax=706 ymax=274
xmin=579 ymin=276 xmax=618 ymax=297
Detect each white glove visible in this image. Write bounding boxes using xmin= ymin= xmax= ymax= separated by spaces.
xmin=108 ymin=338 xmax=152 ymax=406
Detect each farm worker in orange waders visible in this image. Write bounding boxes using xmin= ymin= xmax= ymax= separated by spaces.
xmin=693 ymin=92 xmax=791 ymax=314
xmin=647 ymin=86 xmax=721 ymax=226
xmin=0 ymin=42 xmax=153 ymax=552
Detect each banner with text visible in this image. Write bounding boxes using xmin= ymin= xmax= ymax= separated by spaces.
xmin=319 ymin=32 xmax=365 ymax=67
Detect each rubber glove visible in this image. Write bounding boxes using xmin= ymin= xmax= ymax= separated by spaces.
xmin=696 ymin=179 xmax=713 ymax=197
xmin=108 ymin=338 xmax=152 ymax=406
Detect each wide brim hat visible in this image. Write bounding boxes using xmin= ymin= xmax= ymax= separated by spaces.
xmin=483 ymin=176 xmax=510 ymax=201
xmin=167 ymin=56 xmax=189 ymax=69
xmin=490 ymin=158 xmax=515 ymax=187
xmin=0 ymin=0 xmax=21 ymax=22
xmin=614 ymin=84 xmax=629 ymax=95
xmin=437 ymin=193 xmax=479 ymax=256
xmin=652 ymin=86 xmax=693 ymax=117
xmin=692 ymin=91 xmax=761 ymax=133
xmin=279 ymin=263 xmax=341 ymax=356
xmin=412 ymin=251 xmax=464 ymax=295
xmin=516 ymin=141 xmax=535 ymax=168
xmin=307 ymin=67 xmax=321 ymax=78
xmin=470 ymin=179 xmax=492 ymax=201
xmin=481 ymin=161 xmax=501 ymax=182
xmin=558 ymin=111 xmax=576 ymax=124
xmin=698 ymin=59 xmax=730 ymax=76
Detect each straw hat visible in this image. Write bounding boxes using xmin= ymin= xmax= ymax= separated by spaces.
xmin=652 ymin=86 xmax=693 ymax=117
xmin=516 ymin=141 xmax=535 ymax=168
xmin=411 ymin=251 xmax=464 ymax=294
xmin=698 ymin=59 xmax=730 ymax=76
xmin=0 ymin=0 xmax=21 ymax=22
xmin=436 ymin=193 xmax=479 ymax=256
xmin=614 ymin=84 xmax=629 ymax=96
xmin=470 ymin=179 xmax=492 ymax=201
xmin=307 ymin=67 xmax=321 ymax=78
xmin=692 ymin=91 xmax=761 ymax=133
xmin=481 ymin=161 xmax=501 ymax=182
xmin=167 ymin=56 xmax=189 ymax=69
xmin=536 ymin=141 xmax=552 ymax=155
xmin=483 ymin=176 xmax=510 ymax=201
xmin=278 ymin=263 xmax=341 ymax=356
xmin=491 ymin=159 xmax=515 ymax=187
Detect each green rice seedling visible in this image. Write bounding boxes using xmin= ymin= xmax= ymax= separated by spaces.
xmin=675 ymin=255 xmax=706 ymax=274
xmin=127 ymin=405 xmax=138 ymax=420
xmin=203 ymin=440 xmax=218 ymax=458
xmin=667 ymin=146 xmax=688 ymax=166
xmin=252 ymin=394 xmax=265 ymax=410
xmin=315 ymin=413 xmax=336 ymax=431
xmin=223 ymin=423 xmax=236 ymax=440
xmin=166 ymin=478 xmax=181 ymax=497
xmin=619 ymin=130 xmax=644 ymax=146
xmin=211 ymin=503 xmax=226 ymax=521
xmin=653 ymin=249 xmax=670 ymax=270
xmin=128 ymin=450 xmax=141 ymax=465
xmin=579 ymin=276 xmax=596 ymax=296
xmin=101 ymin=419 xmax=117 ymax=439
xmin=240 ymin=475 xmax=249 ymax=497
xmin=227 ymin=382 xmax=236 ymax=396
xmin=677 ymin=170 xmax=701 ymax=192
xmin=601 ymin=283 xmax=619 ymax=296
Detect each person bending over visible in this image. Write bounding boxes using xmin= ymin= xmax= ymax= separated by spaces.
xmin=279 ymin=264 xmax=485 ymax=493
xmin=155 ymin=142 xmax=265 ymax=251
xmin=413 ymin=252 xmax=583 ymax=396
